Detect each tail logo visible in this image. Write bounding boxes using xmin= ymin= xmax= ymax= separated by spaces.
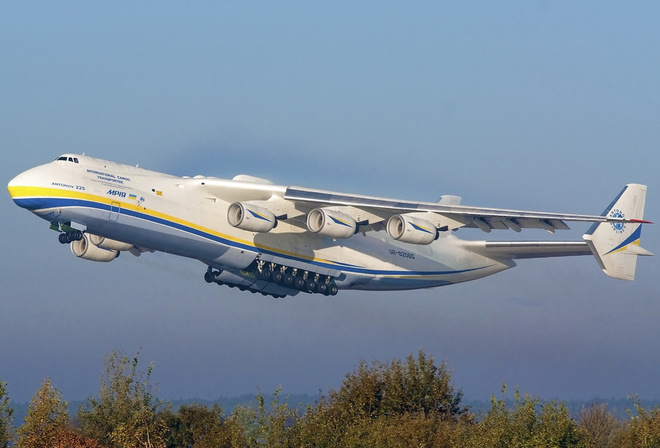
xmin=609 ymin=209 xmax=626 ymax=233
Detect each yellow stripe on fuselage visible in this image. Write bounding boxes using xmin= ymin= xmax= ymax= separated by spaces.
xmin=9 ymin=185 xmax=346 ymax=268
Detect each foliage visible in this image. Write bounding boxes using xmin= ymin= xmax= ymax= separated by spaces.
xmin=163 ymin=402 xmax=245 ymax=448
xmin=291 ymin=350 xmax=470 ymax=447
xmin=467 ymin=384 xmax=583 ymax=448
xmin=231 ymin=388 xmax=300 ymax=448
xmin=0 ymin=380 xmax=13 ymax=448
xmin=77 ymin=350 xmax=169 ymax=448
xmin=578 ymin=401 xmax=620 ymax=448
xmin=327 ymin=349 xmax=466 ymax=421
xmin=613 ymin=396 xmax=660 ymax=448
xmin=12 ymin=349 xmax=660 ymax=447
xmin=15 ymin=378 xmax=68 ymax=448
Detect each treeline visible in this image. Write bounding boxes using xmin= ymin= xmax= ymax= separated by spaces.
xmin=1 ymin=350 xmax=660 ymax=448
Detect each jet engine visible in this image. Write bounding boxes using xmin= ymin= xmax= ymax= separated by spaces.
xmin=387 ymin=215 xmax=438 ymax=245
xmin=227 ymin=202 xmax=277 ymax=233
xmin=306 ymin=208 xmax=357 ymax=238
xmin=88 ymin=234 xmax=134 ymax=251
xmin=70 ymin=233 xmax=119 ymax=262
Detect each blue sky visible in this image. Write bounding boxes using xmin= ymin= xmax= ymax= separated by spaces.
xmin=2 ymin=2 xmax=659 ymax=404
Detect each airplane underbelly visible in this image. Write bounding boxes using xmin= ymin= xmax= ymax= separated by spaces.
xmin=52 ymin=194 xmax=512 ymax=295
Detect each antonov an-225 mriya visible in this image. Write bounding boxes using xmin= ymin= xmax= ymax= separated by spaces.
xmin=8 ymin=154 xmax=653 ymax=298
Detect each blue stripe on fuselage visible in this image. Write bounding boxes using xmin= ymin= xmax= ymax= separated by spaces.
xmin=22 ymin=195 xmax=491 ymax=278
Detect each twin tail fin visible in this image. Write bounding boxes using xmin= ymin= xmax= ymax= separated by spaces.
xmin=583 ymin=184 xmax=653 ymax=281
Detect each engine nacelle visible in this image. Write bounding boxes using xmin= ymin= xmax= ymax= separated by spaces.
xmin=387 ymin=215 xmax=438 ymax=245
xmin=88 ymin=234 xmax=133 ymax=251
xmin=227 ymin=202 xmax=277 ymax=233
xmin=71 ymin=234 xmax=119 ymax=262
xmin=307 ymin=208 xmax=357 ymax=239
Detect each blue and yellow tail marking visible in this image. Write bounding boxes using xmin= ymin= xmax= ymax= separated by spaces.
xmin=605 ymin=225 xmax=643 ymax=255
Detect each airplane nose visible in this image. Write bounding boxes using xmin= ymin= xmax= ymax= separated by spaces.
xmin=8 ymin=172 xmax=25 ymax=198
xmin=8 ymin=168 xmax=44 ymax=210
xmin=8 ymin=171 xmax=28 ymax=207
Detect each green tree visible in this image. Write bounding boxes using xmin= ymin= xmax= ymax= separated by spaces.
xmin=163 ymin=402 xmax=246 ymax=448
xmin=325 ymin=350 xmax=466 ymax=421
xmin=613 ymin=396 xmax=660 ymax=448
xmin=0 ymin=380 xmax=14 ymax=448
xmin=229 ymin=389 xmax=300 ymax=448
xmin=323 ymin=350 xmax=466 ymax=421
xmin=293 ymin=350 xmax=469 ymax=447
xmin=251 ymin=389 xmax=299 ymax=448
xmin=78 ymin=350 xmax=168 ymax=448
xmin=468 ymin=384 xmax=582 ymax=448
xmin=15 ymin=378 xmax=68 ymax=448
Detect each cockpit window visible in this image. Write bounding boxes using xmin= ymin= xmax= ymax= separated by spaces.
xmin=55 ymin=156 xmax=79 ymax=163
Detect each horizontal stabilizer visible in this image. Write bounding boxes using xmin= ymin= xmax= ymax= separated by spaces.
xmin=461 ymin=240 xmax=592 ymax=259
xmin=623 ymin=244 xmax=654 ymax=256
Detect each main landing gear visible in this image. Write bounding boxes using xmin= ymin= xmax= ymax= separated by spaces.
xmin=204 ymin=266 xmax=287 ymax=299
xmin=204 ymin=261 xmax=339 ymax=298
xmin=252 ymin=260 xmax=339 ymax=296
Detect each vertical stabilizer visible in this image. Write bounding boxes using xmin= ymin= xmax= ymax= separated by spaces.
xmin=583 ymin=184 xmax=652 ymax=281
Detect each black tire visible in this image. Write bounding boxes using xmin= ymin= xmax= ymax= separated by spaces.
xmin=58 ymin=233 xmax=68 ymax=244
xmin=329 ymin=283 xmax=339 ymax=296
xmin=272 ymin=271 xmax=283 ymax=283
xmin=317 ymin=283 xmax=328 ymax=295
xmin=294 ymin=276 xmax=306 ymax=290
xmin=306 ymin=279 xmax=318 ymax=293
xmin=204 ymin=271 xmax=214 ymax=283
xmin=283 ymin=273 xmax=294 ymax=285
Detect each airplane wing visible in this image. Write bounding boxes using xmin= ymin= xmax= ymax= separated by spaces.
xmin=283 ymin=186 xmax=640 ymax=234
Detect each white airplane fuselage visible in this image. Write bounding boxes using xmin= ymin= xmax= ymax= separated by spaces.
xmin=9 ymin=155 xmax=512 ymax=297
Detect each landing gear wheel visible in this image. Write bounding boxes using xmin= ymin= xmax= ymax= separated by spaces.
xmin=258 ymin=269 xmax=271 ymax=281
xmin=317 ymin=282 xmax=328 ymax=295
xmin=272 ymin=270 xmax=283 ymax=283
xmin=58 ymin=233 xmax=69 ymax=244
xmin=71 ymin=230 xmax=83 ymax=241
xmin=305 ymin=279 xmax=318 ymax=293
xmin=283 ymin=273 xmax=294 ymax=286
xmin=294 ymin=276 xmax=306 ymax=290
xmin=328 ymin=283 xmax=339 ymax=296
xmin=204 ymin=271 xmax=214 ymax=283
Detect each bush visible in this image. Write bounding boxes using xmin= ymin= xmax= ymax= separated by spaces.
xmin=467 ymin=385 xmax=583 ymax=448
xmin=613 ymin=396 xmax=660 ymax=448
xmin=292 ymin=350 xmax=470 ymax=447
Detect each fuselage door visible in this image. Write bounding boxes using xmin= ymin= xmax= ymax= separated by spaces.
xmin=109 ymin=201 xmax=120 ymax=222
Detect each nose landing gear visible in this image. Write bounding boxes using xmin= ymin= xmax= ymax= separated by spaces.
xmin=57 ymin=229 xmax=83 ymax=244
